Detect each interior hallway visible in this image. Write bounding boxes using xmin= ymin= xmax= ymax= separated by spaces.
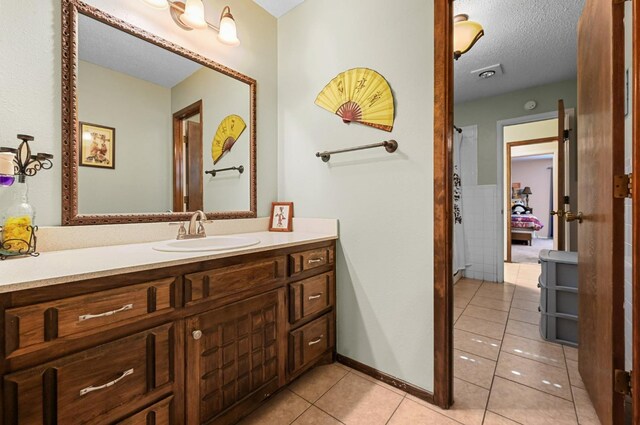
xmin=239 ymin=263 xmax=600 ymax=425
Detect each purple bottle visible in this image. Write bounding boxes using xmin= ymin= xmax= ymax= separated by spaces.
xmin=0 ymin=153 xmax=15 ymax=187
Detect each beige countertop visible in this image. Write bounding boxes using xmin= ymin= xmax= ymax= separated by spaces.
xmin=0 ymin=224 xmax=337 ymax=294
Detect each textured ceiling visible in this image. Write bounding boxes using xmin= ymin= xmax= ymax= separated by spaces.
xmin=454 ymin=0 xmax=585 ymax=104
xmin=252 ymin=0 xmax=305 ymax=17
xmin=78 ymin=14 xmax=201 ymax=88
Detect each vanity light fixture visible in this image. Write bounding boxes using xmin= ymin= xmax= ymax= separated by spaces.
xmin=142 ymin=0 xmax=240 ymax=46
xmin=453 ymin=14 xmax=484 ymax=60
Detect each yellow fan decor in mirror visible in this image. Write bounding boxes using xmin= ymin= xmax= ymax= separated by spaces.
xmin=315 ymin=68 xmax=395 ymax=132
xmin=212 ymin=114 xmax=247 ymax=164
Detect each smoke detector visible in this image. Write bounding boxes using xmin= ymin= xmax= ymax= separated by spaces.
xmin=471 ymin=64 xmax=503 ymax=81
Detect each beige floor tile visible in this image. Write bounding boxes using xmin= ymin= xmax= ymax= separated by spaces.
xmin=501 ymin=334 xmax=565 ymax=369
xmin=509 ymin=308 xmax=540 ymax=325
xmin=483 ymin=411 xmax=521 ymax=425
xmin=458 ymin=278 xmax=484 ymax=287
xmin=454 ymin=349 xmax=496 ymax=389
xmin=456 ymin=285 xmax=481 ymax=299
xmin=488 ymin=377 xmax=577 ymax=425
xmin=505 ymin=319 xmax=544 ymax=342
xmin=455 ymin=296 xmax=473 ymax=309
xmin=495 ymin=352 xmax=572 ymax=401
xmin=475 ymin=286 xmax=515 ymax=302
xmin=454 ymin=307 xmax=465 ymax=324
xmin=454 ymin=329 xmax=502 ymax=361
xmin=470 ymin=296 xmax=512 ymax=312
xmin=289 ymin=364 xmax=349 ymax=403
xmin=239 ymin=390 xmax=311 ymax=425
xmin=462 ymin=305 xmax=509 ymax=325
xmin=571 ymin=386 xmax=601 ymax=425
xmin=315 ymin=373 xmax=403 ymax=425
xmin=513 ymin=286 xmax=540 ymax=302
xmin=387 ymin=398 xmax=461 ymax=425
xmin=455 ymin=315 xmax=506 ymax=340
xmin=292 ymin=406 xmax=343 ymax=425
xmin=510 ymin=298 xmax=539 ymax=312
xmin=412 ymin=378 xmax=488 ymax=425
xmin=566 ymin=359 xmax=584 ymax=389
xmin=349 ymin=369 xmax=407 ymax=396
xmin=564 ymin=346 xmax=579 ymax=362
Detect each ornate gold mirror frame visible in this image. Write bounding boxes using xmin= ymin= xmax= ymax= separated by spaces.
xmin=61 ymin=0 xmax=257 ymax=225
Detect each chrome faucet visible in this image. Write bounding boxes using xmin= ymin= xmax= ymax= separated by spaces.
xmin=175 ymin=210 xmax=208 ymax=240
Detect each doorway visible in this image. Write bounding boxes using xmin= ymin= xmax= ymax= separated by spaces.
xmin=172 ymin=100 xmax=203 ymax=212
xmin=506 ymin=138 xmax=558 ymax=264
xmin=433 ymin=0 xmax=636 ymax=422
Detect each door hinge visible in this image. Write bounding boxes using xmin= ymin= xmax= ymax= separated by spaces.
xmin=614 ymin=174 xmax=632 ymax=198
xmin=614 ymin=369 xmax=632 ymax=396
xmin=183 ymin=136 xmax=188 ymax=144
xmin=184 ymin=195 xmax=189 ymax=204
xmin=563 ymin=129 xmax=570 ymax=141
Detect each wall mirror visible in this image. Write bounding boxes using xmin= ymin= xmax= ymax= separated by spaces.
xmin=61 ymin=0 xmax=256 ymax=225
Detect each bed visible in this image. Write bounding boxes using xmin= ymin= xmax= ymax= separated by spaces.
xmin=511 ymin=213 xmax=544 ymax=246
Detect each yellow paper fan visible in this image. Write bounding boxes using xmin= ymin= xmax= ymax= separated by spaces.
xmin=315 ymin=68 xmax=395 ymax=132
xmin=212 ymin=114 xmax=246 ymax=165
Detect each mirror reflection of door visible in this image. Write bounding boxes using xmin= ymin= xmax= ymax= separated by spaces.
xmin=173 ymin=100 xmax=203 ymax=212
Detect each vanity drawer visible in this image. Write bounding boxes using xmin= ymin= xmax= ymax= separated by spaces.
xmin=118 ymin=395 xmax=174 ymax=425
xmin=289 ymin=272 xmax=334 ymax=324
xmin=289 ymin=313 xmax=334 ymax=374
xmin=184 ymin=256 xmax=286 ymax=306
xmin=4 ymin=323 xmax=175 ymax=424
xmin=5 ymin=278 xmax=178 ymax=357
xmin=289 ymin=247 xmax=335 ymax=276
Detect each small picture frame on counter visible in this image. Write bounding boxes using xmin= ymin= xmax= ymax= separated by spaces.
xmin=269 ymin=202 xmax=294 ymax=232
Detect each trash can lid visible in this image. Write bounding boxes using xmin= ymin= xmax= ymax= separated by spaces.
xmin=538 ymin=249 xmax=578 ymax=264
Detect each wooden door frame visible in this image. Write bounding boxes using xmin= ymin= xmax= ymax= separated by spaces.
xmin=433 ymin=0 xmax=454 ymax=409
xmin=505 ymin=137 xmax=559 ymax=263
xmin=632 ymin=0 xmax=640 ymax=420
xmin=172 ymin=100 xmax=203 ymax=212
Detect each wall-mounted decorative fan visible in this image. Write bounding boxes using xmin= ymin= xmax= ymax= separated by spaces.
xmin=315 ymin=68 xmax=395 ymax=132
xmin=212 ymin=114 xmax=246 ymax=164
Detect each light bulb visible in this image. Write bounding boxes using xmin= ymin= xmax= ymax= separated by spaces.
xmin=181 ymin=0 xmax=207 ymax=29
xmin=141 ymin=0 xmax=168 ymax=10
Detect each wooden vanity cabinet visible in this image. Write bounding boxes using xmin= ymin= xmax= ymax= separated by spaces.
xmin=0 ymin=240 xmax=336 ymax=424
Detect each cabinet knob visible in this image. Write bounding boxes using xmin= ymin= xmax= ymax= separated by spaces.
xmin=192 ymin=330 xmax=203 ymax=340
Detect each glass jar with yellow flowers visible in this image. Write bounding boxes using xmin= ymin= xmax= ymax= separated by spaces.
xmin=1 ymin=180 xmax=36 ymax=258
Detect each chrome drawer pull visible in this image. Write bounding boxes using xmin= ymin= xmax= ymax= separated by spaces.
xmin=308 ymin=293 xmax=323 ymax=300
xmin=308 ymin=257 xmax=324 ymax=264
xmin=79 ymin=303 xmax=134 ymax=322
xmin=79 ymin=368 xmax=134 ymax=396
xmin=308 ymin=335 xmax=324 ymax=346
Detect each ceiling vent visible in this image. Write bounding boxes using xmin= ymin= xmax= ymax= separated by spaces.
xmin=471 ymin=64 xmax=503 ymax=81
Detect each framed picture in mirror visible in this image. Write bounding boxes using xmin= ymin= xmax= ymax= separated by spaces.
xmin=79 ymin=122 xmax=115 ymax=169
xmin=269 ymin=202 xmax=294 ymax=232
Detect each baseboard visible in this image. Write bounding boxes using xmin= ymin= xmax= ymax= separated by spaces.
xmin=336 ymin=354 xmax=435 ymax=404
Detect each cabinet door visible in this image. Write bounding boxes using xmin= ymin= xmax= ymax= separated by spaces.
xmin=186 ymin=289 xmax=285 ymax=424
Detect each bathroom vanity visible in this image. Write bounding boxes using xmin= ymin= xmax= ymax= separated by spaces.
xmin=0 ymin=233 xmax=336 ymax=424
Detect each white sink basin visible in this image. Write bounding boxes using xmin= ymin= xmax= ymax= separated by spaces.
xmin=153 ymin=236 xmax=261 ymax=252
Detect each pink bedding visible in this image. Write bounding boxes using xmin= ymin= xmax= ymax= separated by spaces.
xmin=511 ymin=214 xmax=544 ymax=231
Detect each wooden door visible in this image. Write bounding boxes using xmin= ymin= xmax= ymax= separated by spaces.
xmin=557 ymin=99 xmax=566 ymax=250
xmin=186 ymin=121 xmax=203 ymax=212
xmin=576 ymin=0 xmax=625 ymax=423
xmin=185 ymin=289 xmax=285 ymax=424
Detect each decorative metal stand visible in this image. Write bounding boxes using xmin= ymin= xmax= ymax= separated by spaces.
xmin=0 ymin=225 xmax=39 ymax=260
xmin=0 ymin=134 xmax=53 ymax=259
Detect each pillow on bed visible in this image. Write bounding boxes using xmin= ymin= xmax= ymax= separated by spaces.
xmin=512 ymin=204 xmax=527 ymax=214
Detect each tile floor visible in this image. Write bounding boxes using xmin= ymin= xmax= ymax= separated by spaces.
xmin=239 ymin=263 xmax=600 ymax=425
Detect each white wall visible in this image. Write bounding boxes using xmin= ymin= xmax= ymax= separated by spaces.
xmin=171 ymin=66 xmax=251 ymax=212
xmin=0 ymin=0 xmax=277 ymax=225
xmin=511 ymin=157 xmax=553 ymax=238
xmin=278 ymin=0 xmax=434 ymax=390
xmin=78 ymin=61 xmax=173 ymax=214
